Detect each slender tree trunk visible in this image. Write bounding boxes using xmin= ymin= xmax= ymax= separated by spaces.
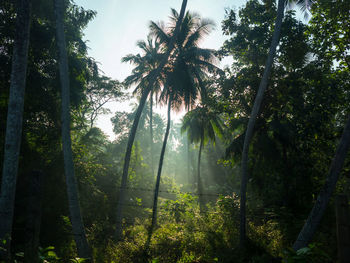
xmin=0 ymin=0 xmax=31 ymax=254
xmin=198 ymin=135 xmax=204 ymax=211
xmin=293 ymin=115 xmax=350 ymax=251
xmin=115 ymin=87 xmax=150 ymax=241
xmin=149 ymin=91 xmax=154 ymax=176
xmin=239 ymin=0 xmax=285 ymax=246
xmin=145 ymin=97 xmax=172 ymax=250
xmin=54 ymin=0 xmax=91 ymax=259
xmin=115 ymin=0 xmax=188 ymax=241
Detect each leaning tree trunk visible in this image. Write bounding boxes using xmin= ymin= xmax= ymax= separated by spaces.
xmin=197 ymin=134 xmax=204 ymax=211
xmin=293 ymin=115 xmax=350 ymax=251
xmin=54 ymin=0 xmax=91 ymax=259
xmin=0 ymin=0 xmax=31 ymax=254
xmin=239 ymin=0 xmax=285 ymax=247
xmin=114 ymin=0 xmax=188 ymax=241
xmin=114 ymin=87 xmax=151 ymax=241
xmin=145 ymin=97 xmax=172 ymax=250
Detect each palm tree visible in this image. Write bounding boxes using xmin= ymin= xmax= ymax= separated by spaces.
xmin=181 ymin=105 xmax=223 ymax=209
xmin=115 ymin=0 xmax=189 ymax=241
xmin=0 ymin=0 xmax=31 ymax=254
xmin=239 ymin=0 xmax=313 ymax=246
xmin=122 ymin=35 xmax=163 ymax=176
xmin=146 ymin=9 xmax=221 ymax=246
xmin=54 ymin=0 xmax=91 ymax=259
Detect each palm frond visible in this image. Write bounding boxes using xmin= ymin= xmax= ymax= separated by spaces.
xmin=149 ymin=21 xmax=170 ymax=46
xmin=184 ymin=18 xmax=215 ymax=49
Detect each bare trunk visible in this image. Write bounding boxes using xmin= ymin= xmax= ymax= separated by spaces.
xmin=239 ymin=0 xmax=285 ymax=246
xmin=114 ymin=87 xmax=150 ymax=241
xmin=115 ymin=0 xmax=187 ymax=242
xmin=54 ymin=0 xmax=91 ymax=259
xmin=0 ymin=0 xmax=31 ymax=254
xmin=293 ymin=115 xmax=350 ymax=251
xmin=150 ymin=91 xmax=154 ymax=176
xmin=145 ymin=97 xmax=172 ymax=249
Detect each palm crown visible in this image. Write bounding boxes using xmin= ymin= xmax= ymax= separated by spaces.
xmin=150 ymin=9 xmax=222 ymax=110
xmin=122 ymin=34 xmax=164 ymax=99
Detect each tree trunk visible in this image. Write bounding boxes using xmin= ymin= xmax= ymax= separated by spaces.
xmin=115 ymin=0 xmax=188 ymax=242
xmin=293 ymin=115 xmax=350 ymax=251
xmin=145 ymin=97 xmax=172 ymax=249
xmin=54 ymin=0 xmax=91 ymax=259
xmin=239 ymin=0 xmax=285 ymax=246
xmin=0 ymin=0 xmax=31 ymax=254
xmin=114 ymin=87 xmax=151 ymax=241
xmin=198 ymin=134 xmax=204 ymax=211
xmin=149 ymin=91 xmax=154 ymax=176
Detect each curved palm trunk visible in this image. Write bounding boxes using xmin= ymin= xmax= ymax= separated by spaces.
xmin=115 ymin=87 xmax=150 ymax=241
xmin=145 ymin=97 xmax=172 ymax=249
xmin=198 ymin=134 xmax=204 ymax=211
xmin=293 ymin=115 xmax=350 ymax=250
xmin=239 ymin=0 xmax=285 ymax=246
xmin=115 ymin=0 xmax=188 ymax=242
xmin=149 ymin=91 xmax=155 ymax=176
xmin=0 ymin=0 xmax=31 ymax=252
xmin=54 ymin=0 xmax=91 ymax=259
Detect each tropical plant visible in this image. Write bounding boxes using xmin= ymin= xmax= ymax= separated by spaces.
xmin=181 ymin=105 xmax=223 ymax=209
xmin=293 ymin=0 xmax=350 ymax=250
xmin=239 ymin=0 xmax=313 ymax=246
xmin=115 ymin=0 xmax=189 ymax=242
xmin=146 ymin=8 xmax=222 ymax=246
xmin=122 ymin=34 xmax=164 ymax=175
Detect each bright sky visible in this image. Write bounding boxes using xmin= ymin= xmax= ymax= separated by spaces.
xmin=73 ymin=0 xmax=305 ymax=140
xmin=73 ymin=0 xmax=247 ymax=139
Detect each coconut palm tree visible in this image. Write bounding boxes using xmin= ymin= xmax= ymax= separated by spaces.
xmin=181 ymin=105 xmax=223 ymax=209
xmin=122 ymin=35 xmax=163 ymax=176
xmin=54 ymin=0 xmax=91 ymax=259
xmin=115 ymin=35 xmax=165 ymax=242
xmin=239 ymin=0 xmax=313 ymax=246
xmin=146 ymin=9 xmax=222 ymax=246
xmin=0 ymin=0 xmax=31 ymax=253
xmin=115 ymin=0 xmax=188 ymax=241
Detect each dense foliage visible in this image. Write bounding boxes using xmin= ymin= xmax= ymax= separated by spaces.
xmin=0 ymin=0 xmax=349 ymax=262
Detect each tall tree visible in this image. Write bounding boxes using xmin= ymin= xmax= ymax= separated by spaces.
xmin=122 ymin=35 xmax=162 ymax=176
xmin=114 ymin=0 xmax=188 ymax=241
xmin=181 ymin=106 xmax=223 ymax=209
xmin=146 ymin=9 xmax=220 ymax=245
xmin=293 ymin=0 xmax=350 ymax=250
xmin=0 ymin=0 xmax=31 ymax=253
xmin=239 ymin=0 xmax=312 ymax=246
xmin=54 ymin=0 xmax=91 ymax=259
